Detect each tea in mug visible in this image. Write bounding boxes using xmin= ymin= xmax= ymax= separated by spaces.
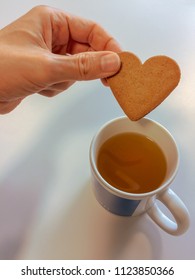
xmin=97 ymin=132 xmax=167 ymax=193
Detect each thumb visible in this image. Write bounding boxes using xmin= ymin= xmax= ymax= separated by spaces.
xmin=52 ymin=51 xmax=121 ymax=82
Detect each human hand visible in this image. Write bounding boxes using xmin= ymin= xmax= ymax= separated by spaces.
xmin=0 ymin=5 xmax=122 ymax=114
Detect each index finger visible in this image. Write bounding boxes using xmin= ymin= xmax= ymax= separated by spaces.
xmin=67 ymin=14 xmax=121 ymax=51
xmin=49 ymin=8 xmax=122 ymax=52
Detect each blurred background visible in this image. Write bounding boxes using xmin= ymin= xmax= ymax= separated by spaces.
xmin=0 ymin=0 xmax=195 ymax=260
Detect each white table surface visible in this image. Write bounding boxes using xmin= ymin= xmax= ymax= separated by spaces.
xmin=0 ymin=0 xmax=195 ymax=260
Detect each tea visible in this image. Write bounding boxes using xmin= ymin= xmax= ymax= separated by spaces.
xmin=97 ymin=132 xmax=167 ymax=193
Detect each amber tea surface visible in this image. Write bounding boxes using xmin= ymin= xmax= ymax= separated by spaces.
xmin=97 ymin=132 xmax=167 ymax=193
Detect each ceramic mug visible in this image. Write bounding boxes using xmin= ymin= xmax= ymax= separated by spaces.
xmin=89 ymin=116 xmax=190 ymax=236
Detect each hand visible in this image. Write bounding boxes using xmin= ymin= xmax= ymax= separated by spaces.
xmin=0 ymin=5 xmax=122 ymax=114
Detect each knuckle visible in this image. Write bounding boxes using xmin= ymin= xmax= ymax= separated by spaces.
xmin=77 ymin=53 xmax=93 ymax=80
xmin=31 ymin=5 xmax=51 ymax=15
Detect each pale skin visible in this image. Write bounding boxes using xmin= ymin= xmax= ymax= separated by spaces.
xmin=0 ymin=5 xmax=122 ymax=114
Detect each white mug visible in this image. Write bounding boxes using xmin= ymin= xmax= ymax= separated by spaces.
xmin=89 ymin=116 xmax=190 ymax=236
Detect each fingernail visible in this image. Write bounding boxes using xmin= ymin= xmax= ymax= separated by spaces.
xmin=101 ymin=53 xmax=121 ymax=73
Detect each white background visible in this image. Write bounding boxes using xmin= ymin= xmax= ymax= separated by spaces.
xmin=0 ymin=0 xmax=194 ymax=260
xmin=0 ymin=260 xmax=194 ymax=279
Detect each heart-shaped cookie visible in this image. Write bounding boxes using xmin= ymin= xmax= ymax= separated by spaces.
xmin=107 ymin=52 xmax=181 ymax=121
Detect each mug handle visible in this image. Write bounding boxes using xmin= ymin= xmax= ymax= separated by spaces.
xmin=146 ymin=188 xmax=190 ymax=235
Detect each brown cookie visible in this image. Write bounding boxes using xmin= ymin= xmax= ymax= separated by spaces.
xmin=107 ymin=52 xmax=181 ymax=121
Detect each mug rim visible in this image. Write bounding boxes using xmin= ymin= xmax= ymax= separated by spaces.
xmin=89 ymin=116 xmax=179 ymax=200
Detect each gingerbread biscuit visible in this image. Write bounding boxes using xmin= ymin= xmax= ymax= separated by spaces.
xmin=107 ymin=52 xmax=181 ymax=121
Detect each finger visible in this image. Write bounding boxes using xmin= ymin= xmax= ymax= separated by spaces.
xmin=38 ymin=81 xmax=75 ymax=97
xmin=51 ymin=51 xmax=121 ymax=82
xmin=0 ymin=99 xmax=23 ymax=114
xmin=65 ymin=14 xmax=122 ymax=52
xmin=48 ymin=8 xmax=122 ymax=52
xmin=101 ymin=78 xmax=109 ymax=87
